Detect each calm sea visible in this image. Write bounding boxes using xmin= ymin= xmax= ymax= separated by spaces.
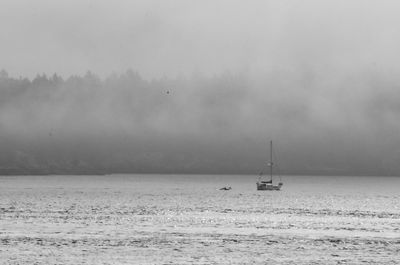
xmin=0 ymin=174 xmax=399 ymax=264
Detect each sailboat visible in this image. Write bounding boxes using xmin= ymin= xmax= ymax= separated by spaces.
xmin=256 ymin=141 xmax=283 ymax=191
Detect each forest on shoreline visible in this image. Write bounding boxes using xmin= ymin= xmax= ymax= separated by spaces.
xmin=0 ymin=69 xmax=399 ymax=176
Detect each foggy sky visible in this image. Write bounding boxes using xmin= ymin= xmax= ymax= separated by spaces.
xmin=2 ymin=0 xmax=400 ymax=78
xmin=1 ymin=1 xmax=400 ymax=175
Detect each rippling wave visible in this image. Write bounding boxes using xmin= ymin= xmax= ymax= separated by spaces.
xmin=1 ymin=174 xmax=399 ymax=264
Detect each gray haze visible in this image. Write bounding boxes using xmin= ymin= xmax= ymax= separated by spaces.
xmin=1 ymin=0 xmax=400 ymax=175
xmin=3 ymin=0 xmax=400 ymax=78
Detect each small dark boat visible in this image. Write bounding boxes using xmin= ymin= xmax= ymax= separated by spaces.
xmin=219 ymin=186 xmax=232 ymax=191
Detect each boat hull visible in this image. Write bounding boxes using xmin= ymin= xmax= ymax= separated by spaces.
xmin=256 ymin=182 xmax=283 ymax=191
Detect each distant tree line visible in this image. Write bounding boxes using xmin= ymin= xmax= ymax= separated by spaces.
xmin=0 ymin=69 xmax=252 ymax=175
xmin=1 ymin=68 xmax=400 ymax=176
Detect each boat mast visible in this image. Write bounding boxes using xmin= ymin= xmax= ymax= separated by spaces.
xmin=270 ymin=140 xmax=273 ymax=182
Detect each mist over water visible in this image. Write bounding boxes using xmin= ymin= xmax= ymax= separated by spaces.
xmin=0 ymin=69 xmax=399 ymax=175
xmin=1 ymin=0 xmax=400 ymax=175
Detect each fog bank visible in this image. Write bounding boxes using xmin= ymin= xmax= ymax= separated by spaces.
xmin=0 ymin=69 xmax=399 ymax=175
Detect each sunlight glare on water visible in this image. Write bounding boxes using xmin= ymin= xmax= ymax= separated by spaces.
xmin=0 ymin=174 xmax=399 ymax=264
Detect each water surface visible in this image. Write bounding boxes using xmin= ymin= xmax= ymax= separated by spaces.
xmin=1 ymin=174 xmax=399 ymax=264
